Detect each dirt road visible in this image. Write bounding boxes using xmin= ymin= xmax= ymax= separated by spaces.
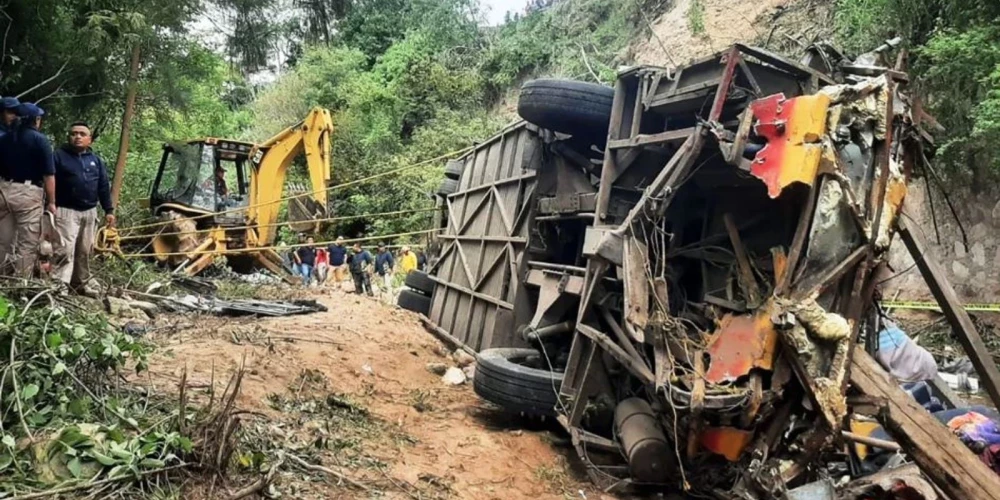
xmin=141 ymin=290 xmax=605 ymax=499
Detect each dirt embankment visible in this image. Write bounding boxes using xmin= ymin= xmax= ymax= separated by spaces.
xmin=138 ymin=292 xmax=607 ymax=499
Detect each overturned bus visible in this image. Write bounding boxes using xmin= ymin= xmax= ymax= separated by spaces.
xmin=398 ymin=42 xmax=1000 ymax=499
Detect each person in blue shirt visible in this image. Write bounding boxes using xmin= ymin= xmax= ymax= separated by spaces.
xmin=0 ymin=97 xmax=20 ymax=137
xmin=294 ymin=236 xmax=317 ymax=286
xmin=52 ymin=122 xmax=114 ymax=295
xmin=0 ymin=103 xmax=56 ymax=277
xmin=348 ymin=242 xmax=373 ymax=296
xmin=374 ymin=242 xmax=395 ymax=296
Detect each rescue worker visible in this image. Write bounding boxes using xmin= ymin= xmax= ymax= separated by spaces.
xmin=0 ymin=103 xmax=56 ymax=276
xmin=374 ymin=243 xmax=395 ymax=296
xmin=348 ymin=242 xmax=373 ymax=296
xmin=327 ymin=236 xmax=348 ymax=289
xmin=0 ymin=97 xmax=20 ymax=136
xmin=294 ymin=236 xmax=317 ymax=286
xmin=400 ymin=245 xmax=417 ymax=274
xmin=53 ymin=122 xmax=114 ymax=294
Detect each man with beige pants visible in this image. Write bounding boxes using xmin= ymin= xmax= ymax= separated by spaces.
xmin=0 ymin=103 xmax=56 ymax=277
xmin=53 ymin=122 xmax=114 ymax=295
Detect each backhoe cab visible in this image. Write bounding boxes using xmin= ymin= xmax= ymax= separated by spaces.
xmin=147 ymin=107 xmax=334 ymax=279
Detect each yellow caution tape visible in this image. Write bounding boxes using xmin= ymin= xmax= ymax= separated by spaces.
xmin=883 ymin=301 xmax=1000 ymax=313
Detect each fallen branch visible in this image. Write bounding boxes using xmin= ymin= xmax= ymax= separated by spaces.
xmin=287 ymin=453 xmax=371 ymax=492
xmin=227 ymin=456 xmax=284 ymax=500
xmin=10 ymin=464 xmax=188 ymax=499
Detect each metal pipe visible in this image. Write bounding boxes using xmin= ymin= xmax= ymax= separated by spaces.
xmin=599 ymin=306 xmax=647 ymax=365
xmin=523 ymin=321 xmax=575 ymax=343
xmin=840 ymin=431 xmax=900 ymax=452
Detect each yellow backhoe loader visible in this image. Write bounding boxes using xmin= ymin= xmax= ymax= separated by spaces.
xmin=147 ymin=107 xmax=333 ymax=279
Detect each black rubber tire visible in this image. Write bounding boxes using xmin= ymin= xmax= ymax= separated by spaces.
xmin=444 ymin=159 xmax=465 ymax=180
xmin=437 ymin=178 xmax=459 ymax=197
xmin=474 ymin=348 xmax=563 ymax=416
xmin=404 ymin=270 xmax=435 ymax=295
xmin=397 ymin=289 xmax=431 ymax=315
xmin=518 ymin=79 xmax=614 ymax=139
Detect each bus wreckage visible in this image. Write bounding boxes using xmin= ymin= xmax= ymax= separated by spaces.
xmin=404 ymin=42 xmax=1000 ymax=499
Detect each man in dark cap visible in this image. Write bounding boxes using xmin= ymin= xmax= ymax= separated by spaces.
xmin=0 ymin=102 xmax=56 ymax=276
xmin=53 ymin=122 xmax=113 ymax=294
xmin=0 ymin=97 xmax=19 ymax=137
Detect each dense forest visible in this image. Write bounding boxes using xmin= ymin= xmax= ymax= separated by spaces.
xmin=2 ymin=0 xmax=998 ymax=241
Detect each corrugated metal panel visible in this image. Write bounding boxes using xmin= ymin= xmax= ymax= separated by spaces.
xmin=428 ymin=122 xmax=540 ymax=351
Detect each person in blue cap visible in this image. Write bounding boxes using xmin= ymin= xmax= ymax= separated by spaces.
xmin=0 ymin=102 xmax=56 ymax=276
xmin=0 ymin=97 xmax=19 ymax=137
xmin=53 ymin=121 xmax=114 ymax=295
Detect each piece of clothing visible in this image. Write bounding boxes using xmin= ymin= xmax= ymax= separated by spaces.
xmin=349 ymin=250 xmax=373 ymax=274
xmin=296 ymin=246 xmax=316 ymax=266
xmin=0 ymin=126 xmax=55 ymax=185
xmin=400 ymin=252 xmax=417 ymax=274
xmin=299 ymin=263 xmax=313 ymax=286
xmin=382 ymin=273 xmax=393 ymax=292
xmin=948 ymin=411 xmax=1000 ymax=449
xmin=315 ymin=262 xmax=329 ymax=284
xmin=53 ymin=206 xmax=96 ymax=287
xmin=375 ymin=251 xmax=395 ymax=276
xmin=53 ymin=146 xmax=113 ymax=213
xmin=416 ymin=252 xmax=427 ymax=271
xmin=316 ymin=248 xmax=329 ymax=266
xmin=0 ymin=181 xmax=43 ymax=276
xmin=328 ymin=244 xmax=347 ymax=266
xmin=352 ymin=270 xmax=373 ymax=296
xmin=876 ymin=321 xmax=937 ymax=383
xmin=333 ymin=263 xmax=347 ymax=283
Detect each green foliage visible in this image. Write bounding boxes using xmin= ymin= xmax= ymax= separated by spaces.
xmin=480 ymin=0 xmax=650 ymax=92
xmin=687 ymin=0 xmax=705 ymax=35
xmin=835 ymin=0 xmax=1000 ymax=182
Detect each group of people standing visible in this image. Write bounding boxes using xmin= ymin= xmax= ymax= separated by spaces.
xmin=0 ymin=97 xmax=114 ymax=295
xmin=286 ymin=236 xmax=424 ymax=297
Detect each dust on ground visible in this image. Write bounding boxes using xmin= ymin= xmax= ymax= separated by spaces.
xmin=136 ymin=291 xmax=608 ymax=499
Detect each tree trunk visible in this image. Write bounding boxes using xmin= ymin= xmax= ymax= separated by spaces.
xmin=110 ymin=42 xmax=141 ymax=208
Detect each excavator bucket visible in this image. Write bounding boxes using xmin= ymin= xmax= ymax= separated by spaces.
xmin=285 ymin=181 xmax=328 ymax=233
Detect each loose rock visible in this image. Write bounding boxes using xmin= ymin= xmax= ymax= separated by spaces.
xmin=442 ymin=367 xmax=467 ymax=385
xmin=426 ymin=362 xmax=449 ymax=376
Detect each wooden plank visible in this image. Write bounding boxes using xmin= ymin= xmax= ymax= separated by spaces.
xmin=419 ymin=314 xmax=477 ymax=357
xmin=850 ymin=351 xmax=1000 ymax=500
xmin=898 ymin=215 xmax=1000 ymax=410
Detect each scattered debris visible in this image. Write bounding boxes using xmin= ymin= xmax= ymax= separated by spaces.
xmin=441 ymin=367 xmax=467 ymax=386
xmin=452 ymin=349 xmax=476 ymax=368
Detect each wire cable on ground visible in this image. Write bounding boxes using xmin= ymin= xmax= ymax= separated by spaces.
xmin=118 ymin=229 xmax=438 ymax=259
xmin=115 ymin=146 xmax=473 ymax=234
xmin=117 ymin=208 xmax=438 ymax=241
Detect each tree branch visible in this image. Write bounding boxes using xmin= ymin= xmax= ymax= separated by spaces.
xmin=16 ymin=60 xmax=70 ymax=99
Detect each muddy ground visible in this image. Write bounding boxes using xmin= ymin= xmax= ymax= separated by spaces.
xmin=134 ymin=290 xmax=611 ymax=499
